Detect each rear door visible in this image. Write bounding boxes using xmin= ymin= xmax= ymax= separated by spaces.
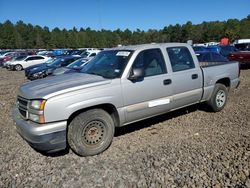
xmin=122 ymin=48 xmax=173 ymax=124
xmin=25 ymin=56 xmax=45 ymax=67
xmin=33 ymin=56 xmax=45 ymax=64
xmin=166 ymin=46 xmax=203 ymax=109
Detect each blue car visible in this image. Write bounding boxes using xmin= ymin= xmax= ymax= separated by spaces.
xmin=26 ymin=56 xmax=80 ymax=80
xmin=206 ymin=45 xmax=221 ymax=54
xmin=196 ymin=51 xmax=229 ymax=62
xmin=193 ymin=46 xmax=208 ymax=52
xmin=52 ymin=58 xmax=89 ymax=76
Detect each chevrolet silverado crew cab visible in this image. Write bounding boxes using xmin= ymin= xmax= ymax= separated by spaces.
xmin=12 ymin=43 xmax=240 ymax=156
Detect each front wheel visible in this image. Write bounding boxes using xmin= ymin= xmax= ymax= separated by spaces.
xmin=14 ymin=64 xmax=23 ymax=71
xmin=207 ymin=83 xmax=228 ymax=112
xmin=67 ymin=109 xmax=115 ymax=156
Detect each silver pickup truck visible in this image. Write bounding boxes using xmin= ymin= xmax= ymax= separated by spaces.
xmin=12 ymin=43 xmax=240 ymax=156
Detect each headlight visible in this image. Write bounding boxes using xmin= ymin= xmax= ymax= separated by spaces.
xmin=28 ymin=100 xmax=46 ymax=123
xmin=33 ymin=71 xmax=45 ymax=78
xmin=30 ymin=100 xmax=46 ymax=110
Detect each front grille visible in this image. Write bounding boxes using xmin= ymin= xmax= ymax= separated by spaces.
xmin=17 ymin=96 xmax=29 ymax=119
xmin=19 ymin=108 xmax=27 ymax=118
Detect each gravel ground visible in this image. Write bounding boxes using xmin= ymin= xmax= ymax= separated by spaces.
xmin=0 ymin=68 xmax=249 ymax=188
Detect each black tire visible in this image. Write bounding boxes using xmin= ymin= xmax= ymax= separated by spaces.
xmin=207 ymin=83 xmax=228 ymax=112
xmin=14 ymin=64 xmax=23 ymax=71
xmin=67 ymin=109 xmax=115 ymax=156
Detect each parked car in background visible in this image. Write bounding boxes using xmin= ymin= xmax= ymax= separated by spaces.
xmin=26 ymin=56 xmax=80 ymax=80
xmin=0 ymin=52 xmax=16 ymax=66
xmin=78 ymin=49 xmax=101 ymax=59
xmin=52 ymin=58 xmax=89 ymax=76
xmin=220 ymin=45 xmax=238 ymax=57
xmin=37 ymin=50 xmax=54 ymax=56
xmin=4 ymin=55 xmax=27 ymax=68
xmin=193 ymin=46 xmax=208 ymax=52
xmin=196 ymin=51 xmax=229 ymax=62
xmin=194 ymin=45 xmax=238 ymax=58
xmin=1 ymin=51 xmax=35 ymax=67
xmin=7 ymin=55 xmax=49 ymax=71
xmin=63 ymin=49 xmax=85 ymax=56
xmin=234 ymin=43 xmax=250 ymax=51
xmin=228 ymin=43 xmax=250 ymax=67
xmin=25 ymin=58 xmax=57 ymax=78
xmin=206 ymin=45 xmax=221 ymax=54
xmin=228 ymin=51 xmax=250 ymax=67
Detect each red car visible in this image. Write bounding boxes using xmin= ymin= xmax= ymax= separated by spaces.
xmin=228 ymin=51 xmax=250 ymax=67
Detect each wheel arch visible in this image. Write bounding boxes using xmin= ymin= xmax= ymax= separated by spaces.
xmin=216 ymin=77 xmax=230 ymax=89
xmin=67 ymin=103 xmax=120 ymax=128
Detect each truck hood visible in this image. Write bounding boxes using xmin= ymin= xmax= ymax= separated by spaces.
xmin=19 ymin=73 xmax=111 ymax=99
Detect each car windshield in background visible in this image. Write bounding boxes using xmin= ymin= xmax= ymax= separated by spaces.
xmin=47 ymin=58 xmax=63 ymax=67
xmin=67 ymin=58 xmax=87 ymax=69
xmin=80 ymin=50 xmax=133 ymax=79
xmin=80 ymin=51 xmax=90 ymax=58
xmin=44 ymin=58 xmax=56 ymax=64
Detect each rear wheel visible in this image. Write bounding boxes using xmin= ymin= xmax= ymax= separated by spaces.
xmin=207 ymin=83 xmax=228 ymax=112
xmin=68 ymin=109 xmax=114 ymax=156
xmin=14 ymin=64 xmax=23 ymax=71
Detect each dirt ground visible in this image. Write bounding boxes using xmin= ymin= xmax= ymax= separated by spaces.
xmin=0 ymin=68 xmax=249 ymax=187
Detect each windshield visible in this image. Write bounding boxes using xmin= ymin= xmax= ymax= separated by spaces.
xmin=67 ymin=58 xmax=87 ymax=68
xmin=80 ymin=50 xmax=133 ymax=79
xmin=44 ymin=58 xmax=55 ymax=64
xmin=46 ymin=58 xmax=64 ymax=67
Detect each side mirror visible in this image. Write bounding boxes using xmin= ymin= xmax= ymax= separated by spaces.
xmin=128 ymin=68 xmax=144 ymax=82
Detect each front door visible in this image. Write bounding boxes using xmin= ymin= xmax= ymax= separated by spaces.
xmin=122 ymin=48 xmax=173 ymax=124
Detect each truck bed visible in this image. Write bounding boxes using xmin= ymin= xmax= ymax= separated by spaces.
xmin=200 ymin=61 xmax=240 ymax=102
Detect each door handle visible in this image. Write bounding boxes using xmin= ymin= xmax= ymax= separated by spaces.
xmin=192 ymin=74 xmax=198 ymax=79
xmin=163 ymin=79 xmax=172 ymax=85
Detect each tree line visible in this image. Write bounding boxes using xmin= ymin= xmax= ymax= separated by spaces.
xmin=0 ymin=15 xmax=250 ymax=49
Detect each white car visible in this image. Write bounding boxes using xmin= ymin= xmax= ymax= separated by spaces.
xmin=75 ymin=49 xmax=101 ymax=59
xmin=7 ymin=55 xmax=50 ymax=71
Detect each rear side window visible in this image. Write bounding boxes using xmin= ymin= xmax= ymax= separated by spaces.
xmin=34 ymin=56 xmax=44 ymax=60
xmin=132 ymin=48 xmax=167 ymax=77
xmin=26 ymin=56 xmax=44 ymax=61
xmin=26 ymin=57 xmax=34 ymax=61
xmin=167 ymin=47 xmax=195 ymax=72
